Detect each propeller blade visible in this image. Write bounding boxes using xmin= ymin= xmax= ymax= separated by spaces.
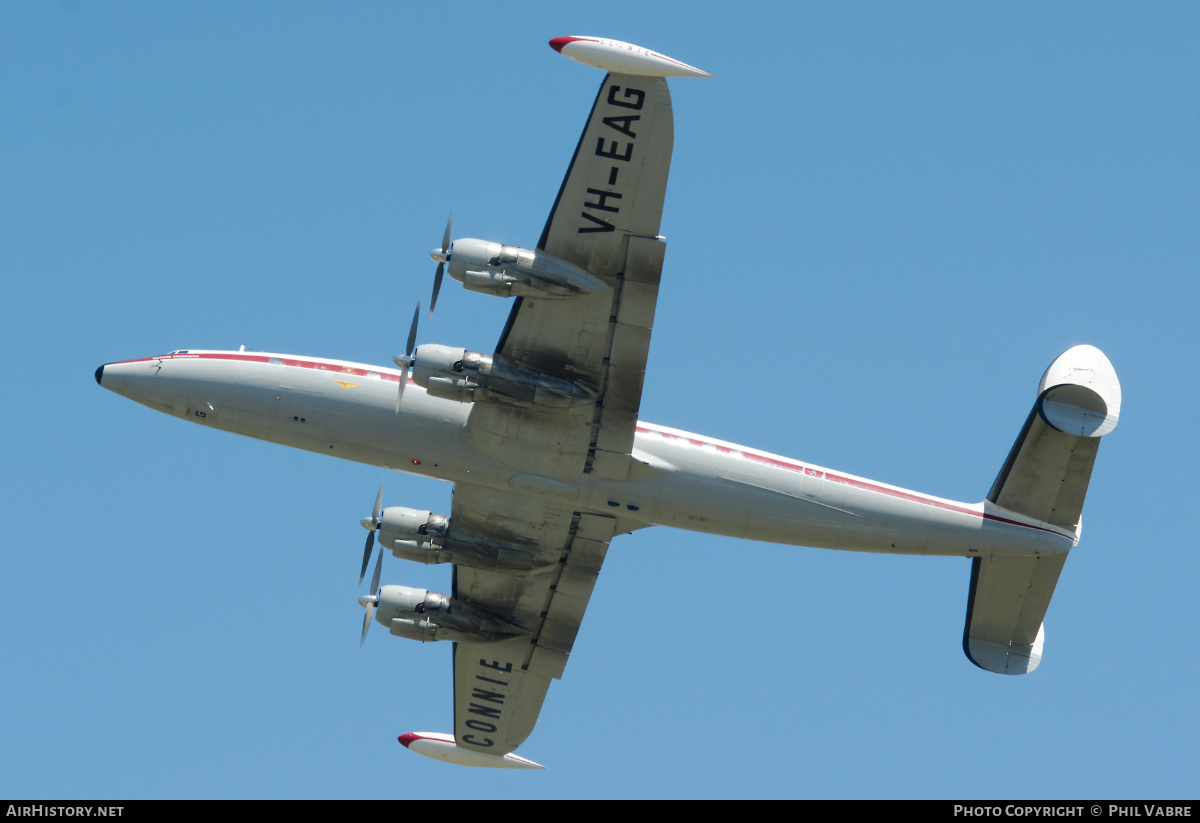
xmin=358 ymin=479 xmax=386 ymax=583
xmin=395 ymin=303 xmax=420 ymax=412
xmin=359 ymin=530 xmax=374 ymax=585
xmin=406 ymin=303 xmax=420 ymax=357
xmin=372 ymin=479 xmax=384 ymax=523
xmin=360 ymin=600 xmax=376 ymax=648
xmin=360 ymin=550 xmax=384 ymax=648
xmin=429 ymin=263 xmax=443 ymax=319
xmin=370 ymin=549 xmax=383 ymax=597
xmin=429 ymin=213 xmax=452 ymax=319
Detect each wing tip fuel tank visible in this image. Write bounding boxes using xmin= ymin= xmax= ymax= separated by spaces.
xmin=398 ymin=732 xmax=546 ymax=770
xmin=549 ymin=35 xmax=712 ymax=78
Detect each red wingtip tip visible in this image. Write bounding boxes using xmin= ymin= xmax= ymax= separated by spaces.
xmin=549 ymin=36 xmax=585 ymax=54
xmin=398 ymin=733 xmax=418 ymax=749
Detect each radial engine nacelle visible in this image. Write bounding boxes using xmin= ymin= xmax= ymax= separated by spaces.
xmin=437 ymin=238 xmax=610 ymax=299
xmin=377 ymin=506 xmax=557 ymax=572
xmin=407 ymin=344 xmax=595 ymax=408
xmin=372 ymin=584 xmax=528 ymax=643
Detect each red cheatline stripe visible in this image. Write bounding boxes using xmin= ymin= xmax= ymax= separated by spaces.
xmin=111 ymin=354 xmax=1070 ymax=541
xmin=635 ymin=424 xmax=1073 ymax=540
xmin=109 ymin=351 xmax=412 ymax=383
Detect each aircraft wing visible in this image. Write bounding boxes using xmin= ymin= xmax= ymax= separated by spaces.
xmin=449 ymin=484 xmax=616 ymax=755
xmin=467 ymin=72 xmax=673 ymax=481
xmin=445 ymin=73 xmax=675 ymax=758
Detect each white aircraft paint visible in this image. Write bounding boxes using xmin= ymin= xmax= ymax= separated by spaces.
xmin=549 ymin=36 xmax=713 ymax=78
xmin=95 ymin=351 xmax=1078 ymax=560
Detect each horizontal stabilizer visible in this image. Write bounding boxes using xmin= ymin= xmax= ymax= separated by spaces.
xmin=987 ymin=345 xmax=1121 ymax=529
xmin=965 ymin=345 xmax=1120 ymax=674
xmin=963 ymin=553 xmax=1066 ymax=674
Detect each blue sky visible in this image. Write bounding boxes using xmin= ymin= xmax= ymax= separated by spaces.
xmin=2 ymin=1 xmax=1197 ymax=799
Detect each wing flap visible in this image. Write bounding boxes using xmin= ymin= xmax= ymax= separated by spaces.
xmin=588 ymin=234 xmax=665 ymax=473
xmin=595 ymin=408 xmax=638 ymax=454
xmin=616 ymin=279 xmax=659 ymax=328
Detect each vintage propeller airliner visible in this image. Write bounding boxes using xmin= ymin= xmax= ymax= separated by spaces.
xmin=96 ymin=37 xmax=1121 ymax=770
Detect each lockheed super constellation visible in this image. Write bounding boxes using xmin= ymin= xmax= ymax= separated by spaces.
xmin=96 ymin=37 xmax=1121 ymax=769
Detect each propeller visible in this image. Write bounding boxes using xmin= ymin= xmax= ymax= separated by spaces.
xmin=391 ymin=303 xmax=421 ymax=412
xmin=428 ymin=213 xmax=453 ymax=319
xmin=358 ymin=479 xmax=385 ymax=584
xmin=358 ymin=549 xmax=383 ymax=648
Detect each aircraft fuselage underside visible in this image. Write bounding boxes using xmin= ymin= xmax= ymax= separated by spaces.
xmin=98 ymin=350 xmax=1074 ymax=559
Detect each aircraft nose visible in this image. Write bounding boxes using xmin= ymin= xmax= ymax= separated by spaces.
xmin=94 ymin=364 xmax=105 ymax=386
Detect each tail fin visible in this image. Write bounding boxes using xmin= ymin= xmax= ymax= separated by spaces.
xmin=964 ymin=345 xmax=1121 ymax=674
